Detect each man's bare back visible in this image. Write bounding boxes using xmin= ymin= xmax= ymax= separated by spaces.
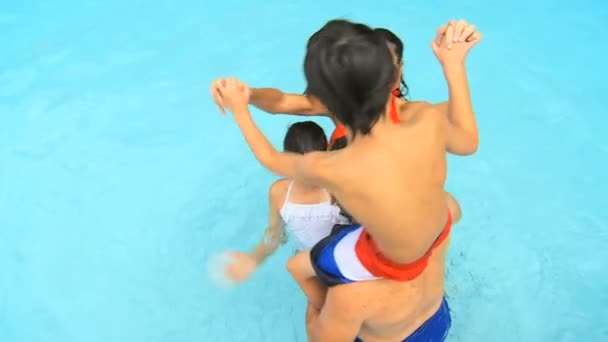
xmin=345 ymin=240 xmax=450 ymax=342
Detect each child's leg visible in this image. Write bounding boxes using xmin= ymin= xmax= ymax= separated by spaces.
xmin=446 ymin=191 xmax=462 ymax=223
xmin=286 ymin=250 xmax=327 ymax=310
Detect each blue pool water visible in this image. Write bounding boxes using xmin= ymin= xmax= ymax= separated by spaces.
xmin=1 ymin=0 xmax=607 ymax=341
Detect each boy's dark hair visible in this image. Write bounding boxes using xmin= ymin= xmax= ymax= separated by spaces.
xmin=283 ymin=121 xmax=327 ymax=154
xmin=304 ymin=20 xmax=397 ymax=139
xmin=304 ymin=19 xmax=369 ymax=96
xmin=329 ymin=136 xmax=347 ymax=151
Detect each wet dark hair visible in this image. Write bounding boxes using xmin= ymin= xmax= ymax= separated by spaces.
xmin=374 ymin=28 xmax=409 ymax=98
xmin=306 ymin=20 xmax=369 ymax=49
xmin=304 ymin=20 xmax=397 ymax=138
xmin=304 ymin=20 xmax=369 ymax=96
xmin=329 ymin=136 xmax=348 ymax=151
xmin=283 ymin=121 xmax=328 ymax=154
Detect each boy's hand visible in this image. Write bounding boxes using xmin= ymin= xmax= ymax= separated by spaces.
xmin=215 ymin=78 xmax=251 ymax=114
xmin=432 ymin=19 xmax=482 ymax=68
xmin=209 ymin=78 xmax=226 ymax=114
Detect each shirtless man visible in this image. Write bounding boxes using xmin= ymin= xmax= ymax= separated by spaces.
xmin=212 ymin=18 xmax=480 ymax=342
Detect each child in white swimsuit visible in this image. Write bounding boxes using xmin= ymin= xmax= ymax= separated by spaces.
xmin=222 ymin=121 xmax=349 ymax=283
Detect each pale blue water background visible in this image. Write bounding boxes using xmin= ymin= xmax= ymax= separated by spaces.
xmin=1 ymin=1 xmax=607 ymax=341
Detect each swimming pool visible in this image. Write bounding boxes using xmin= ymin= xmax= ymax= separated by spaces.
xmin=1 ymin=0 xmax=606 ymax=341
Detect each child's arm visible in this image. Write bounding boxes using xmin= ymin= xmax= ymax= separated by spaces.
xmin=247 ymin=183 xmax=288 ymax=264
xmin=225 ymin=184 xmax=287 ymax=283
xmin=287 ymin=250 xmax=327 ymax=310
xmin=249 ymin=88 xmax=330 ymax=116
xmin=218 ymin=79 xmax=333 ymax=187
xmin=211 ymin=79 xmax=330 ymax=116
xmin=432 ymin=21 xmax=482 ymax=156
xmin=245 ymin=212 xmax=286 ymax=265
xmin=442 ymin=63 xmax=479 ymax=155
xmin=233 ymin=106 xmax=330 ymax=185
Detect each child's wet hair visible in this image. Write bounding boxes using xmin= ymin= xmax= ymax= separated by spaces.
xmin=373 ymin=27 xmax=409 ymax=98
xmin=329 ymin=136 xmax=347 ymax=151
xmin=304 ymin=20 xmax=397 ymax=138
xmin=283 ymin=121 xmax=328 ymax=154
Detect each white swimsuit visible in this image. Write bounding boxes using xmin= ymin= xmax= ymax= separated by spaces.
xmin=279 ymin=181 xmax=349 ymax=250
